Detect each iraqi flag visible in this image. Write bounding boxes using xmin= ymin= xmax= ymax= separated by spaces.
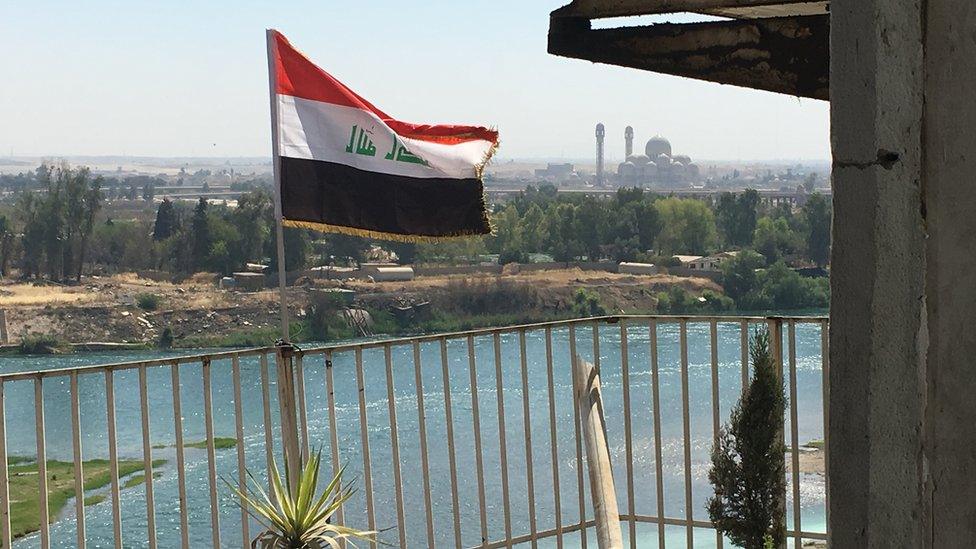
xmin=267 ymin=30 xmax=498 ymax=242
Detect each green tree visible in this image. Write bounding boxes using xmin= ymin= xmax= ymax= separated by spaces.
xmin=153 ymin=199 xmax=177 ymax=241
xmin=16 ymin=164 xmax=102 ymax=281
xmin=190 ymin=198 xmax=211 ymax=271
xmin=802 ymin=193 xmax=831 ymax=267
xmin=716 ymin=190 xmax=759 ymax=247
xmin=708 ymin=328 xmax=786 ymax=549
xmin=752 ymin=217 xmax=799 ymax=264
xmin=654 ymin=197 xmax=717 ymax=255
xmin=720 ymin=250 xmax=766 ymax=302
xmin=0 ymin=216 xmax=13 ymax=277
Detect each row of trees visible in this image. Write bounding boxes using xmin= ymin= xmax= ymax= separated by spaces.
xmin=1 ymin=167 xmax=832 ymax=284
xmin=17 ymin=165 xmax=103 ymax=281
xmin=483 ymin=185 xmax=831 ymax=267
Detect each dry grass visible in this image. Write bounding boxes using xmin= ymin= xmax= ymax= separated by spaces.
xmin=0 ymin=284 xmax=100 ymax=307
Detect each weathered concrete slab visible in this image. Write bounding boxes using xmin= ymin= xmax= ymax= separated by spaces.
xmin=549 ymin=14 xmax=828 ymax=99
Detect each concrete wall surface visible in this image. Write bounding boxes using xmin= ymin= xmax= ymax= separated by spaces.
xmin=830 ymin=0 xmax=976 ymax=546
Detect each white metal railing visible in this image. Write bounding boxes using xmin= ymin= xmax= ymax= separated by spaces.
xmin=0 ymin=315 xmax=829 ymax=548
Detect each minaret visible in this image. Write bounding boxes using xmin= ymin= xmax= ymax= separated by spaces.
xmin=595 ymin=123 xmax=605 ymax=186
xmin=625 ymin=126 xmax=634 ymax=158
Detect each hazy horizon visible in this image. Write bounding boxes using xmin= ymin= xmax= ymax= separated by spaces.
xmin=1 ymin=2 xmax=830 ymax=161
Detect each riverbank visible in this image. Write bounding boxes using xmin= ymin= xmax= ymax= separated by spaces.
xmin=1 ymin=270 xmax=724 ymax=353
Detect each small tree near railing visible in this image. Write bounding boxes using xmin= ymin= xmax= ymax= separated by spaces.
xmin=707 ymin=328 xmax=786 ymax=549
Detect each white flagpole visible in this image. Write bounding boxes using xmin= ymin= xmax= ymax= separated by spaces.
xmin=266 ymin=28 xmax=290 ymax=342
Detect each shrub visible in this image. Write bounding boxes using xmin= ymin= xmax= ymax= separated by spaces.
xmin=19 ymin=334 xmax=66 ymax=354
xmin=707 ymin=329 xmax=786 ymax=548
xmin=307 ymin=291 xmax=354 ymax=342
xmin=136 ymin=293 xmax=161 ymax=311
xmin=571 ymin=288 xmax=606 ymax=317
xmin=158 ymin=327 xmax=174 ymax=349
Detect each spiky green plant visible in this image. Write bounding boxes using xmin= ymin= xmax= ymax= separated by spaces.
xmin=228 ymin=450 xmax=375 ymax=548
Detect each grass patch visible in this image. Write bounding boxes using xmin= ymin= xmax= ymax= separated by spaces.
xmin=7 ymin=457 xmax=167 ymax=541
xmin=184 ymin=437 xmax=237 ymax=450
xmin=803 ymin=439 xmax=825 ymax=450
xmin=83 ymin=494 xmax=105 ymax=506
xmin=122 ymin=471 xmax=163 ymax=489
xmin=174 ymin=326 xmax=283 ymax=349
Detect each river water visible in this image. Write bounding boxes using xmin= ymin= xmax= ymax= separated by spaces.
xmin=2 ymin=321 xmax=827 ymax=548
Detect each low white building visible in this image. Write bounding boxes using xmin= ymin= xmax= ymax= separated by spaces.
xmin=681 ymin=251 xmax=740 ymax=272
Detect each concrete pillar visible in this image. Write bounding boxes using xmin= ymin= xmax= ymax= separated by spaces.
xmin=829 ymin=1 xmax=976 ymax=546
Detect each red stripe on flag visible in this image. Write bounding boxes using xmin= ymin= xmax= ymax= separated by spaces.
xmin=272 ymin=30 xmax=498 ymax=146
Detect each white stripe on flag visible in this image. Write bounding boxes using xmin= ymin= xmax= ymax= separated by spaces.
xmin=277 ymin=95 xmax=493 ymax=180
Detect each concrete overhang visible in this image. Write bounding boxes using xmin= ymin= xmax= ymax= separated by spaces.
xmin=548 ymin=0 xmax=830 ymax=100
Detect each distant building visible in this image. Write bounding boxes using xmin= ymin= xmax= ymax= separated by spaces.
xmin=682 ymin=251 xmax=740 ymax=271
xmin=616 ymin=133 xmax=701 ymax=186
xmin=534 ymin=163 xmax=575 ymax=178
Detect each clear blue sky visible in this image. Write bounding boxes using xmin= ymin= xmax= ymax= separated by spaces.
xmin=1 ymin=1 xmax=829 ymax=161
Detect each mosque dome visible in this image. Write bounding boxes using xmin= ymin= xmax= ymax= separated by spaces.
xmin=656 ymin=153 xmax=672 ymax=166
xmin=673 ymin=154 xmax=692 ymax=165
xmin=645 ymin=136 xmax=672 ymax=158
xmin=630 ymin=154 xmax=651 ymax=165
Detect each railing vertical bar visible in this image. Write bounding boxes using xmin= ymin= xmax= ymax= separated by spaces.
xmin=740 ymin=319 xmax=749 ymax=393
xmin=384 ymin=344 xmax=408 ymax=547
xmin=710 ymin=321 xmax=723 ymax=549
xmin=259 ymin=353 xmax=276 ymax=501
xmin=439 ymin=339 xmax=463 ymax=549
xmin=34 ymin=377 xmax=50 ymax=549
xmin=788 ymin=321 xmax=802 ymax=547
xmin=544 ymin=327 xmax=563 ymax=548
xmin=568 ymin=324 xmax=587 ymax=548
xmin=518 ymin=329 xmax=538 ymax=547
xmin=591 ymin=322 xmax=600 ymax=371
xmin=494 ymin=333 xmax=513 ymax=546
xmin=412 ymin=341 xmax=436 ymax=548
xmin=821 ymin=319 xmax=831 ymax=530
xmin=767 ymin=319 xmax=786 ymax=548
xmin=679 ymin=320 xmax=694 ymax=548
xmin=468 ymin=335 xmax=489 ymax=547
xmin=649 ymin=319 xmax=666 ymax=548
xmin=0 ymin=380 xmax=10 ymax=549
xmin=619 ymin=321 xmax=636 ymax=549
xmin=295 ymin=354 xmax=310 ymax=461
xmin=232 ymin=356 xmax=250 ymax=547
xmin=354 ymin=348 xmax=377 ymax=539
xmin=202 ymin=359 xmax=221 ymax=548
xmin=138 ymin=366 xmax=157 ymax=549
xmin=324 ymin=350 xmax=344 ymax=534
xmin=590 ymin=321 xmax=601 ymax=547
xmin=70 ymin=372 xmax=86 ymax=549
xmin=170 ymin=362 xmax=190 ymax=548
xmin=105 ymin=369 xmax=122 ymax=549
xmin=492 ymin=332 xmax=512 ymax=547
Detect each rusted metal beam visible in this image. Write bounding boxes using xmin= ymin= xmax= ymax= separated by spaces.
xmin=548 ymin=14 xmax=829 ymax=99
xmin=552 ymin=0 xmax=811 ymax=19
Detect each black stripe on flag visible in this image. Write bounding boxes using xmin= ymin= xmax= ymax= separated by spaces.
xmin=279 ymin=156 xmax=490 ymax=239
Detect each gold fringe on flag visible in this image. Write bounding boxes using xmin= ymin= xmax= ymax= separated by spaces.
xmin=282 ymin=218 xmax=492 ymax=243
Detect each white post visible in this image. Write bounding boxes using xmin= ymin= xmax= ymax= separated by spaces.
xmin=572 ymin=354 xmax=622 ymax=549
xmin=266 ymin=28 xmax=290 ymax=342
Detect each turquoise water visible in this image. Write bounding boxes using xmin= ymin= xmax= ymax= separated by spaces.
xmin=2 ymin=322 xmax=827 ymax=548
